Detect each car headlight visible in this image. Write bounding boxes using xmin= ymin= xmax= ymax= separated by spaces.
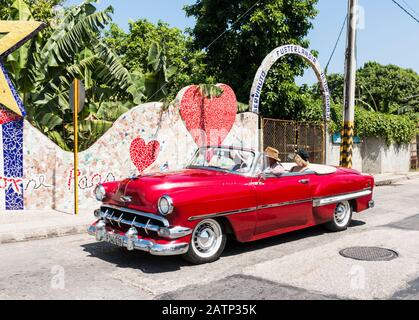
xmin=94 ymin=184 xmax=106 ymax=201
xmin=158 ymin=195 xmax=174 ymax=215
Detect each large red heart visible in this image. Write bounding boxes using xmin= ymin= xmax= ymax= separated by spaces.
xmin=178 ymin=84 xmax=237 ymax=146
xmin=129 ymin=137 xmax=160 ymax=173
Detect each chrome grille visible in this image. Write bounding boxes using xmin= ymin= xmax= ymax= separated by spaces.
xmin=100 ymin=205 xmax=167 ymax=235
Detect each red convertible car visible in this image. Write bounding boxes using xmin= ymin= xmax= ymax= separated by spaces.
xmin=88 ymin=146 xmax=375 ymax=264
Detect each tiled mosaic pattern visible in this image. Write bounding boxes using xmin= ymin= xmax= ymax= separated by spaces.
xmin=130 ymin=137 xmax=160 ymax=173
xmin=178 ymin=84 xmax=238 ymax=146
xmin=0 ymin=105 xmax=20 ymax=125
xmin=2 ymin=119 xmax=24 ymax=210
xmin=0 ymin=102 xmax=258 ymax=212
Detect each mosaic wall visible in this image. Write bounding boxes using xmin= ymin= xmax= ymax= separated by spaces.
xmin=0 ymin=94 xmax=258 ymax=212
xmin=0 ymin=63 xmax=27 ymax=211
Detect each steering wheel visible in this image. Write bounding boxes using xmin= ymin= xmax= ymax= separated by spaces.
xmin=232 ymin=162 xmax=247 ymax=172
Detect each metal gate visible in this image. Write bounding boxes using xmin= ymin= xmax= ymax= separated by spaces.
xmin=261 ymin=118 xmax=325 ymax=164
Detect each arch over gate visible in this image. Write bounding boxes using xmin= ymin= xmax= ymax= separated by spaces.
xmin=249 ymin=44 xmax=331 ymax=121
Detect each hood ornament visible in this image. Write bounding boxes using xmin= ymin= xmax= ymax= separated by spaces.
xmin=120 ymin=195 xmax=132 ymax=203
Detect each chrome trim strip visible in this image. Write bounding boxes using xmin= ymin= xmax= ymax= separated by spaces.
xmin=312 ymin=189 xmax=372 ymax=207
xmin=101 ymin=205 xmax=169 ymax=227
xmin=188 ymin=189 xmax=372 ymax=221
xmin=257 ymin=198 xmax=312 ymax=210
xmin=188 ymin=207 xmax=257 ymax=221
xmin=188 ymin=199 xmax=312 ymax=221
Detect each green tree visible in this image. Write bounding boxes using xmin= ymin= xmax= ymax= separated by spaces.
xmin=105 ymin=20 xmax=211 ymax=102
xmin=0 ymin=0 xmax=63 ymax=25
xmin=3 ymin=0 xmax=147 ymax=151
xmin=184 ymin=0 xmax=318 ymax=117
xmin=322 ymin=62 xmax=419 ymax=116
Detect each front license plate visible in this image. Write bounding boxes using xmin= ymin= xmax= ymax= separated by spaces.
xmin=104 ymin=233 xmax=124 ymax=247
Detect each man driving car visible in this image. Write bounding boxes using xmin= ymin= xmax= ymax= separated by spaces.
xmin=264 ymin=147 xmax=285 ymax=176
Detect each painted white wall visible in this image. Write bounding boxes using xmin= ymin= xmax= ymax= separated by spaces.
xmin=327 ymin=136 xmax=411 ymax=174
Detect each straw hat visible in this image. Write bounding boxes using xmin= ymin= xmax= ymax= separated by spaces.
xmin=265 ymin=147 xmax=281 ymax=162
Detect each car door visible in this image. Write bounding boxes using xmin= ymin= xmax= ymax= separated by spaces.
xmin=254 ymin=172 xmax=313 ymax=236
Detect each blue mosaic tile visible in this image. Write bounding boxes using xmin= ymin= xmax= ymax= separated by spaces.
xmin=2 ymin=119 xmax=24 ymax=210
xmin=5 ymin=184 xmax=24 ymax=210
xmin=2 ymin=119 xmax=24 ymax=177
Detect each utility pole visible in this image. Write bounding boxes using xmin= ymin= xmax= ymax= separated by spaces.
xmin=70 ymin=79 xmax=85 ymax=215
xmin=340 ymin=0 xmax=357 ymax=168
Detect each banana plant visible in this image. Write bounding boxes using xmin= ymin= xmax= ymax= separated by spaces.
xmin=4 ymin=0 xmax=146 ymax=151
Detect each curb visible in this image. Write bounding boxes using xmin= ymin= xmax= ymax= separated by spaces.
xmin=375 ymin=173 xmax=419 ymax=187
xmin=0 ymin=223 xmax=91 ymax=245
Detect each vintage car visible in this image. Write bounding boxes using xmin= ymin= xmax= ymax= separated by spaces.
xmin=88 ymin=146 xmax=375 ymax=264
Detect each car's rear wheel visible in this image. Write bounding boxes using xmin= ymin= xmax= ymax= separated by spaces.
xmin=182 ymin=219 xmax=226 ymax=264
xmin=324 ymin=200 xmax=353 ymax=232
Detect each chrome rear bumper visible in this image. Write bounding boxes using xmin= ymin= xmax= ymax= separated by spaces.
xmin=87 ymin=224 xmax=189 ymax=256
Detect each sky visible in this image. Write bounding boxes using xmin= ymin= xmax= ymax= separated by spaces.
xmin=65 ymin=0 xmax=419 ymax=85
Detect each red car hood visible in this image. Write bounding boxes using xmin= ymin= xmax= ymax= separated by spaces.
xmin=104 ymin=168 xmax=245 ymax=212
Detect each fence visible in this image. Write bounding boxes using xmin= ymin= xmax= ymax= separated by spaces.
xmin=261 ymin=118 xmax=325 ymax=164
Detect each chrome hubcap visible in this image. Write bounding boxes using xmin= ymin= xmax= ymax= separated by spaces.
xmin=192 ymin=220 xmax=222 ymax=258
xmin=334 ymin=201 xmax=351 ymax=227
xmin=197 ymin=229 xmax=215 ymax=248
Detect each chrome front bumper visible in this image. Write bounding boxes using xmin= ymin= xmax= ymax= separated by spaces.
xmin=87 ymin=224 xmax=189 ymax=256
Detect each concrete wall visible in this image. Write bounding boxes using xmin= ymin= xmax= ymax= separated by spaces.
xmin=327 ymin=136 xmax=411 ymax=174
xmin=326 ymin=136 xmax=363 ymax=172
xmin=361 ymin=137 xmax=411 ymax=174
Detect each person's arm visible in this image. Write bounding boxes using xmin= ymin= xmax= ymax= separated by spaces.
xmin=271 ymin=163 xmax=285 ymax=176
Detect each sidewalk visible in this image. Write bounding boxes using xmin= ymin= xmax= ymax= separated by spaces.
xmin=1 ymin=171 xmax=418 ymax=244
xmin=373 ymin=171 xmax=419 ymax=186
xmin=0 ymin=209 xmax=94 ymax=244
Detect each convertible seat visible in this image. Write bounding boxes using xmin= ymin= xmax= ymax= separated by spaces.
xmin=307 ymin=164 xmax=337 ymax=175
xmin=281 ymin=163 xmax=337 ymax=175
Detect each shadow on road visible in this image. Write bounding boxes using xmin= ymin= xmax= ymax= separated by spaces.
xmin=81 ymin=219 xmax=366 ymax=274
xmin=222 ymin=219 xmax=365 ymax=257
xmin=81 ymin=242 xmax=190 ymax=273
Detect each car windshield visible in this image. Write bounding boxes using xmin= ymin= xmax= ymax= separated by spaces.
xmin=187 ymin=147 xmax=256 ymax=174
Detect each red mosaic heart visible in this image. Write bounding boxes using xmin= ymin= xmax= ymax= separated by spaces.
xmin=178 ymin=84 xmax=237 ymax=146
xmin=129 ymin=137 xmax=160 ymax=173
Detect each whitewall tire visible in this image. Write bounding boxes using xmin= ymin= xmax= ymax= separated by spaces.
xmin=182 ymin=219 xmax=226 ymax=264
xmin=324 ymin=200 xmax=353 ymax=232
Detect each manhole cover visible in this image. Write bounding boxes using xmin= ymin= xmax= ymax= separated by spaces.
xmin=339 ymin=247 xmax=398 ymax=261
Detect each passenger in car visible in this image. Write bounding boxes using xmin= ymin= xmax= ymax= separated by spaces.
xmin=290 ymin=149 xmax=310 ymax=173
xmin=264 ymin=147 xmax=286 ymax=176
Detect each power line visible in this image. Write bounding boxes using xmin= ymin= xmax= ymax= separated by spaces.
xmin=204 ymin=0 xmax=262 ymax=51
xmin=146 ymin=0 xmax=262 ymax=103
xmin=391 ymin=0 xmax=419 ymax=24
xmin=401 ymin=0 xmax=419 ymax=19
xmin=325 ymin=14 xmax=348 ymax=74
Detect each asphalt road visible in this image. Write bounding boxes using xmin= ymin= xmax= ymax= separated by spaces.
xmin=0 ymin=179 xmax=418 ymax=300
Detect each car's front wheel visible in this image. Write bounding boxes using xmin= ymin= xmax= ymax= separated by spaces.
xmin=324 ymin=200 xmax=353 ymax=232
xmin=182 ymin=219 xmax=226 ymax=264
